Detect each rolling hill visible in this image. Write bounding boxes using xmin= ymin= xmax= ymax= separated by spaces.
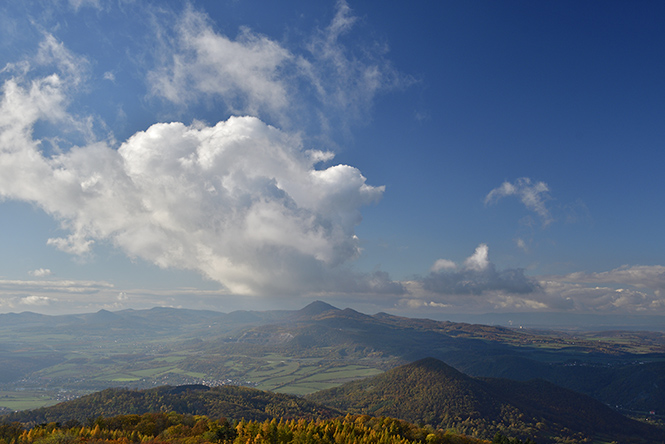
xmin=2 ymin=384 xmax=338 ymax=425
xmin=307 ymin=357 xmax=665 ymax=443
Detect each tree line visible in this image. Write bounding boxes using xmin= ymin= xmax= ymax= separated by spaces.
xmin=0 ymin=412 xmax=535 ymax=444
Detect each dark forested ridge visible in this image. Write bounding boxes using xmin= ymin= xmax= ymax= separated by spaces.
xmin=2 ymin=385 xmax=338 ymax=425
xmin=307 ymin=358 xmax=665 ymax=443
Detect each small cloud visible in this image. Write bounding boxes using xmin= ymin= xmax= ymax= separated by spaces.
xmin=22 ymin=295 xmax=54 ymax=306
xmin=413 ymin=110 xmax=429 ymax=122
xmin=431 ymin=259 xmax=456 ymax=273
xmin=485 ymin=177 xmax=552 ymax=226
xmin=515 ymin=238 xmax=528 ymax=252
xmin=400 ymin=298 xmax=449 ymax=309
xmin=47 ymin=235 xmax=95 ymax=256
xmin=36 ymin=33 xmax=89 ymax=87
xmin=29 ymin=268 xmax=52 ymax=277
xmin=103 ymin=71 xmax=115 ymax=82
xmin=68 ymin=0 xmax=102 ymax=11
xmin=464 ymin=243 xmax=490 ymax=271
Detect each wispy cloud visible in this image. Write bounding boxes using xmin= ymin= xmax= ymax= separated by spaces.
xmin=29 ymin=268 xmax=52 ymax=277
xmin=35 ymin=33 xmax=89 ymax=87
xmin=0 ymin=277 xmax=116 ymax=313
xmin=148 ymin=6 xmax=293 ymax=118
xmin=68 ymin=0 xmax=102 ymax=12
xmin=0 ymin=278 xmax=114 ymax=294
xmin=485 ymin=177 xmax=552 ymax=226
xmin=302 ymin=0 xmax=405 ymax=135
xmin=147 ymin=1 xmax=403 ymax=136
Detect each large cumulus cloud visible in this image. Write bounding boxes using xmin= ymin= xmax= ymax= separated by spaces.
xmin=0 ymin=84 xmax=385 ymax=294
xmin=0 ymin=2 xmax=404 ymax=297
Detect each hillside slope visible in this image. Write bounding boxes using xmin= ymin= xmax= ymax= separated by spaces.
xmin=307 ymin=357 xmax=664 ymax=443
xmin=3 ymin=384 xmax=338 ymax=425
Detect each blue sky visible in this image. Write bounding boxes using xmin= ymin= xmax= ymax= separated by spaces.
xmin=0 ymin=0 xmax=664 ymax=322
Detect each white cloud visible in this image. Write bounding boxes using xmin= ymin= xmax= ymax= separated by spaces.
xmin=0 ymin=278 xmax=119 ymax=314
xmin=402 ymin=261 xmax=665 ymax=315
xmin=527 ymin=265 xmax=665 ymax=314
xmin=422 ymin=244 xmax=538 ymax=296
xmin=515 ymin=237 xmax=528 ymax=252
xmin=400 ymin=298 xmax=449 ymax=309
xmin=147 ymin=2 xmax=402 ymax=135
xmin=303 ymin=0 xmax=396 ymax=126
xmin=29 ymin=268 xmax=52 ymax=277
xmin=148 ymin=7 xmax=293 ymax=117
xmin=562 ymin=265 xmax=665 ymax=292
xmin=68 ymin=0 xmax=102 ymax=11
xmin=0 ymin=33 xmax=94 ymax=159
xmin=36 ymin=33 xmax=89 ymax=87
xmin=463 ymin=243 xmax=490 ymax=271
xmin=0 ymin=4 xmax=403 ymax=302
xmin=536 ymin=279 xmax=665 ymax=314
xmin=0 ymin=56 xmax=388 ymax=296
xmin=431 ymin=259 xmax=456 ymax=273
xmin=0 ymin=278 xmax=114 ymax=294
xmin=22 ymin=295 xmax=53 ymax=306
xmin=485 ymin=177 xmax=552 ymax=226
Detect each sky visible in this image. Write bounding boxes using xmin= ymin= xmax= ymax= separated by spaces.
xmin=0 ymin=0 xmax=664 ymax=325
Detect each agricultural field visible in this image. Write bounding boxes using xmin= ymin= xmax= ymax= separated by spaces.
xmin=247 ymin=358 xmax=382 ymax=394
xmin=0 ymin=315 xmax=387 ymax=410
xmin=0 ymin=390 xmax=62 ymax=412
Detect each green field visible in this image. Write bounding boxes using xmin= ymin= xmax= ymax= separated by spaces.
xmin=0 ymin=391 xmax=64 ymax=411
xmin=0 ymin=329 xmax=388 ymax=408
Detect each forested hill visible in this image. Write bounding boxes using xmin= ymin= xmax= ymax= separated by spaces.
xmin=2 ymin=385 xmax=338 ymax=425
xmin=306 ymin=358 xmax=665 ymax=444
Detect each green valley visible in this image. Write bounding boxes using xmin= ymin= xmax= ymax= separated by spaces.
xmin=1 ymin=302 xmax=665 ymax=441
